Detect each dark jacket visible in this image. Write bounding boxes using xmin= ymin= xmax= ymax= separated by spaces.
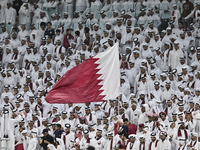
xmin=40 ymin=134 xmax=54 ymax=150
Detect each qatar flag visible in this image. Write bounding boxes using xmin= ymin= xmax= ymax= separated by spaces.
xmin=45 ymin=42 xmax=120 ymax=104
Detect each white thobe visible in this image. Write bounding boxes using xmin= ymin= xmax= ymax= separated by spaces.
xmin=18 ymin=4 xmax=31 ymax=25
xmin=168 ymin=49 xmax=184 ymax=70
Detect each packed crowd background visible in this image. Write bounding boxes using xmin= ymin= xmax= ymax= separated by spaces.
xmin=0 ymin=0 xmax=200 ymax=150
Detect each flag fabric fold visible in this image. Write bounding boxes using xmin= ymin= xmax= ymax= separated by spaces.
xmin=45 ymin=42 xmax=120 ymax=104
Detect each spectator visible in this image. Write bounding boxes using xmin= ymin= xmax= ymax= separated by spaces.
xmin=40 ymin=129 xmax=54 ymax=150
xmin=182 ymin=0 xmax=194 ymax=29
xmin=63 ymin=28 xmax=74 ymax=49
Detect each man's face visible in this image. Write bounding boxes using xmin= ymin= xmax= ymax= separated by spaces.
xmin=178 ymin=23 xmax=183 ymax=28
xmin=126 ymin=28 xmax=131 ymax=33
xmin=84 ymin=134 xmax=89 ymax=139
xmin=85 ymin=109 xmax=90 ymax=115
xmin=107 ymin=135 xmax=113 ymax=140
xmin=123 ymin=121 xmax=129 ymax=126
xmin=43 ymin=132 xmax=48 ymax=137
xmin=123 ymin=103 xmax=128 ymax=109
xmin=190 ymin=102 xmax=194 ymax=108
xmin=154 ymin=85 xmax=159 ymax=90
xmin=139 ymin=138 xmax=145 ymax=144
xmin=130 ymin=137 xmax=135 ymax=143
xmin=7 ymin=3 xmax=11 ymax=8
xmin=160 ymin=115 xmax=166 ymax=120
xmin=165 ymin=84 xmax=170 ymax=89
xmin=62 ymin=114 xmax=67 ymax=119
xmin=186 ymin=114 xmax=191 ymax=120
xmin=170 ymin=122 xmax=175 ymax=128
xmin=119 ymin=108 xmax=124 ymax=114
xmin=172 ymin=115 xmax=177 ymax=121
xmin=160 ymin=135 xmax=166 ymax=140
xmin=12 ymin=33 xmax=17 ymax=39
xmin=117 ymin=21 xmax=122 ymax=26
xmin=174 ymin=44 xmax=179 ymax=50
xmin=25 ymin=107 xmax=30 ymax=113
xmin=29 ymin=122 xmax=34 ymax=127
xmin=179 ymin=106 xmax=184 ymax=112
xmin=104 ymin=32 xmax=108 ymax=37
xmin=67 ymin=29 xmax=72 ymax=35
xmin=178 ymin=115 xmax=183 ymax=121
xmin=180 ymin=59 xmax=185 ymax=65
xmin=94 ymin=26 xmax=98 ymax=31
xmin=24 ymin=86 xmax=29 ymax=92
xmin=180 ymin=34 xmax=185 ymax=39
xmin=21 ymin=25 xmax=26 ymax=30
xmin=180 ymin=124 xmax=185 ymax=129
xmin=151 ymin=137 xmax=156 ymax=142
xmin=195 ymin=104 xmax=200 ymax=111
xmin=64 ymin=14 xmax=68 ymax=19
xmin=191 ymin=135 xmax=197 ymax=141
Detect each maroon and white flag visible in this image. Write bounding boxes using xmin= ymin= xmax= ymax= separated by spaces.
xmin=45 ymin=43 xmax=120 ymax=103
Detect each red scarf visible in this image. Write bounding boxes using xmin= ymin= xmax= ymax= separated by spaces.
xmin=122 ymin=114 xmax=125 ymax=119
xmin=187 ymin=81 xmax=195 ymax=89
xmin=86 ymin=137 xmax=91 ymax=143
xmin=139 ymin=143 xmax=145 ymax=150
xmin=110 ymin=139 xmax=113 ymax=150
xmin=63 ymin=132 xmax=70 ymax=145
xmin=95 ymin=136 xmax=102 ymax=141
xmin=52 ymin=118 xmax=57 ymax=122
xmin=25 ymin=63 xmax=30 ymax=70
xmin=102 ymin=101 xmax=108 ymax=110
xmin=55 ymin=46 xmax=62 ymax=54
xmin=130 ymin=142 xmax=134 ymax=149
xmin=37 ymin=120 xmax=40 ymax=127
xmin=44 ymin=78 xmax=48 ymax=83
xmin=12 ymin=53 xmax=18 ymax=60
xmin=149 ymin=140 xmax=159 ymax=150
xmin=120 ymin=139 xmax=129 ymax=149
xmin=29 ymin=82 xmax=33 ymax=91
xmin=89 ymin=114 xmax=92 ymax=121
xmin=108 ymin=107 xmax=112 ymax=116
xmin=177 ymin=128 xmax=188 ymax=140
xmin=138 ymin=73 xmax=146 ymax=82
xmin=114 ymin=122 xmax=120 ymax=135
xmin=9 ymin=102 xmax=15 ymax=110
xmin=172 ymin=11 xmax=174 ymax=16
xmin=152 ymin=122 xmax=159 ymax=130
xmin=63 ymin=134 xmax=66 ymax=144
xmin=165 ymin=107 xmax=169 ymax=115
xmin=190 ymin=140 xmax=197 ymax=147
xmin=178 ymin=145 xmax=186 ymax=150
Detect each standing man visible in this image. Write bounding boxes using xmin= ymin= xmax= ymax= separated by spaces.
xmin=182 ymin=0 xmax=194 ymax=29
xmin=133 ymin=135 xmax=149 ymax=150
xmin=62 ymin=0 xmax=73 ymax=18
xmin=5 ymin=2 xmax=16 ymax=33
xmin=149 ymin=133 xmax=159 ymax=150
xmin=1 ymin=111 xmax=22 ymax=150
xmin=40 ymin=129 xmax=54 ymax=150
xmin=170 ymin=4 xmax=181 ymax=28
xmin=157 ymin=132 xmax=171 ymax=150
xmin=63 ymin=28 xmax=74 ymax=50
xmin=126 ymin=134 xmax=137 ymax=150
xmin=18 ymin=2 xmax=31 ymax=30
xmin=168 ymin=41 xmax=184 ymax=71
xmin=186 ymin=132 xmax=198 ymax=149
